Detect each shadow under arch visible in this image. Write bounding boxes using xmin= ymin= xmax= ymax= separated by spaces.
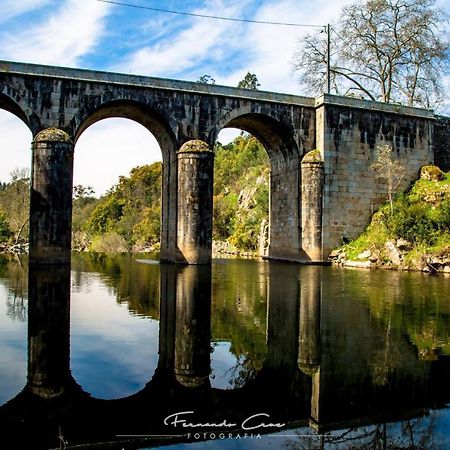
xmin=73 ymin=100 xmax=180 ymax=261
xmin=213 ymin=108 xmax=306 ymax=261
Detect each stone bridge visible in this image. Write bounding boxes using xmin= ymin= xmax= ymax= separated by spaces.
xmin=0 ymin=60 xmax=448 ymax=264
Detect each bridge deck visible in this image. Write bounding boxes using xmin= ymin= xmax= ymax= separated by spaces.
xmin=0 ymin=59 xmax=316 ymax=107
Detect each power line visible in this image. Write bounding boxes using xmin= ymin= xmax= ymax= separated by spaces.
xmin=96 ymin=0 xmax=325 ymax=28
xmin=96 ymin=0 xmax=332 ymax=94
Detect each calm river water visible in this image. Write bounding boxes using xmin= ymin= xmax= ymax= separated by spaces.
xmin=0 ymin=253 xmax=449 ymax=449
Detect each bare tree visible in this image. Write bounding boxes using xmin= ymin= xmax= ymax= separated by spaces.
xmin=371 ymin=145 xmax=405 ymax=213
xmin=293 ymin=0 xmax=449 ymax=108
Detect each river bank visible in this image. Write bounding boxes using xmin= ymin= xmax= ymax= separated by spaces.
xmin=330 ymin=165 xmax=450 ymax=274
xmin=329 ymin=243 xmax=450 ymax=274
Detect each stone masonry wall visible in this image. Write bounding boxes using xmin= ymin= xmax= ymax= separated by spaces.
xmin=434 ymin=116 xmax=450 ymax=172
xmin=269 ymin=154 xmax=303 ymax=259
xmin=317 ymin=95 xmax=434 ymax=256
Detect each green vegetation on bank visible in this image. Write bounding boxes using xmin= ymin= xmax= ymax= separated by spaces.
xmin=213 ymin=135 xmax=269 ymax=252
xmin=77 ymin=163 xmax=162 ymax=252
xmin=335 ymin=165 xmax=450 ymax=271
xmin=0 ymin=169 xmax=29 ymax=245
xmin=77 ymin=134 xmax=269 ymax=253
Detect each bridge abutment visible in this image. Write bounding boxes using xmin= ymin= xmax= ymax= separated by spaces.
xmin=29 ymin=128 xmax=74 ymax=265
xmin=176 ymin=140 xmax=214 ymax=264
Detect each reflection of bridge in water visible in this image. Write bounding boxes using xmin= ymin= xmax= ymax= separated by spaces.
xmin=1 ymin=262 xmax=449 ymax=449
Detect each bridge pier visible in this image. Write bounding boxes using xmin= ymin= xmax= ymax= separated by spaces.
xmin=29 ymin=128 xmax=73 ymax=265
xmin=268 ymin=155 xmax=303 ymax=261
xmin=176 ymin=140 xmax=214 ymax=264
xmin=301 ymin=151 xmax=324 ymax=261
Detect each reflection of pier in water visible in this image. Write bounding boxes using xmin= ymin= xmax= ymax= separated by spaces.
xmin=1 ymin=261 xmax=449 ymax=449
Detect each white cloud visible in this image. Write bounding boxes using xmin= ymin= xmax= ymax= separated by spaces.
xmin=74 ymin=118 xmax=162 ymax=196
xmin=0 ymin=0 xmax=52 ymax=24
xmin=113 ymin=0 xmax=250 ymax=77
xmin=0 ymin=0 xmax=111 ymax=66
xmin=113 ymin=0 xmax=355 ymax=95
xmin=216 ymin=0 xmax=354 ymax=94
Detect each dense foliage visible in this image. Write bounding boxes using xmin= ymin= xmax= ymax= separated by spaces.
xmin=0 ymin=169 xmax=30 ymax=244
xmin=0 ymin=209 xmax=12 ymax=243
xmin=74 ymin=134 xmax=269 ymax=252
xmin=79 ymin=163 xmax=162 ymax=251
xmin=214 ymin=135 xmax=269 ymax=251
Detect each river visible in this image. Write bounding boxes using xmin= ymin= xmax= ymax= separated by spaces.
xmin=0 ymin=253 xmax=449 ymax=449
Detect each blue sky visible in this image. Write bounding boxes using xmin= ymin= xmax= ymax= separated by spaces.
xmin=0 ymin=0 xmax=449 ymax=194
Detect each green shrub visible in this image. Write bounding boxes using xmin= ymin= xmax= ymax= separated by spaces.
xmin=388 ymin=202 xmax=437 ymax=245
xmin=90 ymin=232 xmax=128 ymax=253
xmin=0 ymin=209 xmax=12 ymax=243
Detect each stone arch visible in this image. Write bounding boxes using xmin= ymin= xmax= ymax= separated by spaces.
xmin=0 ymin=93 xmax=32 ymax=131
xmin=73 ymin=100 xmax=179 ymax=262
xmin=211 ymin=106 xmax=300 ymax=159
xmin=73 ymin=99 xmax=178 ymax=160
xmin=213 ymin=107 xmax=305 ymax=261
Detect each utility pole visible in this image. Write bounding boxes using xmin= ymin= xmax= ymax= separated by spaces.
xmin=326 ymin=23 xmax=331 ymax=94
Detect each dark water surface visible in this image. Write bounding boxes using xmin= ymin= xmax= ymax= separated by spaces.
xmin=0 ymin=253 xmax=449 ymax=449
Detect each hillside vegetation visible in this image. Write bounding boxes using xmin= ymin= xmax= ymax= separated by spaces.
xmin=46 ymin=134 xmax=269 ymax=254
xmin=332 ymin=165 xmax=450 ymax=273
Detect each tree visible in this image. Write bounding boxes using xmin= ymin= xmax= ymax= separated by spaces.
xmin=84 ymin=163 xmax=162 ymax=250
xmin=293 ymin=0 xmax=449 ymax=108
xmin=0 ymin=209 xmax=12 ymax=242
xmin=237 ymin=72 xmax=261 ymax=90
xmin=371 ymin=145 xmax=405 ymax=213
xmin=73 ymin=184 xmax=95 ymax=200
xmin=197 ymin=74 xmax=216 ymax=84
xmin=0 ymin=168 xmax=30 ymax=243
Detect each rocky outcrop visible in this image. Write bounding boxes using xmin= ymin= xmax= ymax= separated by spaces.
xmin=330 ymin=239 xmax=450 ymax=274
xmin=0 ymin=242 xmax=29 ymax=254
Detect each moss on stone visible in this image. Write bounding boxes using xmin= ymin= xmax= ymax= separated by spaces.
xmin=301 ymin=149 xmax=322 ymax=163
xmin=420 ymin=165 xmax=445 ymax=181
xmin=34 ymin=128 xmax=72 ymax=143
xmin=178 ymin=139 xmax=212 ymax=153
